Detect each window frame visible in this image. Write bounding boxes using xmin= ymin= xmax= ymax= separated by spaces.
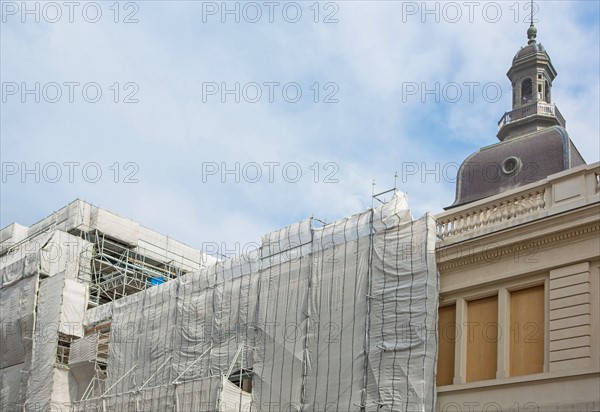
xmin=436 ymin=273 xmax=549 ymax=387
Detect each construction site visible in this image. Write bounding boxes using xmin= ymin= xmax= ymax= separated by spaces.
xmin=0 ymin=196 xmax=439 ymax=411
xmin=3 ymin=10 xmax=600 ymax=410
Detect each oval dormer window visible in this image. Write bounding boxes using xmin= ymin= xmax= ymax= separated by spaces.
xmin=501 ymin=156 xmax=522 ymax=176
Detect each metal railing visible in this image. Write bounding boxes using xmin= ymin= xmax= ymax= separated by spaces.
xmin=498 ymin=102 xmax=566 ymax=130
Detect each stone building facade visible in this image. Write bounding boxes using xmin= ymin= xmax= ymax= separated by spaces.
xmin=434 ymin=21 xmax=600 ymax=412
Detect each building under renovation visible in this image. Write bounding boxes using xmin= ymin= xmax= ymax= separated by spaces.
xmin=1 ymin=20 xmax=599 ymax=412
xmin=1 ymin=195 xmax=439 ymax=412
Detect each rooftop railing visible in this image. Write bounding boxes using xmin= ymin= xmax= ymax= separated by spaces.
xmin=498 ymin=102 xmax=566 ymax=130
xmin=436 ymin=164 xmax=600 ymax=243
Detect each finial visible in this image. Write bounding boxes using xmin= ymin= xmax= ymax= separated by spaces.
xmin=527 ymin=0 xmax=537 ymax=45
xmin=530 ymin=0 xmax=534 ymax=25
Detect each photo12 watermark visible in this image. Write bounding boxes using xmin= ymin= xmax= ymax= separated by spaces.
xmin=201 ymin=82 xmax=339 ymax=104
xmin=437 ymin=401 xmax=540 ymax=412
xmin=401 ymin=82 xmax=503 ymax=104
xmin=1 ymin=1 xmax=140 ymax=23
xmin=400 ymin=1 xmax=539 ymax=24
xmin=398 ymin=161 xmax=541 ymax=185
xmin=1 ymin=161 xmax=140 ymax=183
xmin=201 ymin=161 xmax=340 ymax=183
xmin=200 ymin=1 xmax=339 ymax=24
xmin=1 ymin=82 xmax=140 ymax=103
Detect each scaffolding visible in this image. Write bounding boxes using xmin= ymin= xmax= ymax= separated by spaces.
xmin=80 ymin=230 xmax=188 ymax=307
xmin=68 ymin=193 xmax=439 ymax=411
xmin=76 ymin=327 xmax=111 ymax=401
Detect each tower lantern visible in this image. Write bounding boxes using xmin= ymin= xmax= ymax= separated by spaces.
xmin=497 ymin=16 xmax=565 ymax=141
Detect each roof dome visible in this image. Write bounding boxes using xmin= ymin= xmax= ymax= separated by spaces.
xmin=513 ymin=42 xmax=546 ymax=62
xmin=447 ymin=127 xmax=585 ymax=209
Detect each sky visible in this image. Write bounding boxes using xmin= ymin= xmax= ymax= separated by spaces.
xmin=1 ymin=0 xmax=599 ymax=258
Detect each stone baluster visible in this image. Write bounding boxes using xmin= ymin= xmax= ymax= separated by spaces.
xmin=480 ymin=208 xmax=488 ymax=226
xmin=516 ymin=195 xmax=525 ymax=216
xmin=538 ymin=189 xmax=546 ymax=209
xmin=511 ymin=198 xmax=519 ymax=218
xmin=501 ymin=201 xmax=509 ymax=222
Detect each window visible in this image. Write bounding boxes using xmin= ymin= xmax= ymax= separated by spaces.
xmin=56 ymin=333 xmax=74 ymax=365
xmin=521 ymin=79 xmax=533 ymax=103
xmin=466 ymin=295 xmax=498 ymax=382
xmin=436 ymin=280 xmax=547 ymax=387
xmin=510 ymin=285 xmax=544 ymax=376
xmin=437 ymin=304 xmax=456 ymax=386
xmin=545 ymin=81 xmax=551 ymax=103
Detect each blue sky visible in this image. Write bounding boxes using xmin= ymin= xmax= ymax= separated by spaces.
xmin=1 ymin=0 xmax=599 ymax=254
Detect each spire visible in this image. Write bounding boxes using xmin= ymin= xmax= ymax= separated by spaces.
xmin=527 ymin=0 xmax=537 ymax=44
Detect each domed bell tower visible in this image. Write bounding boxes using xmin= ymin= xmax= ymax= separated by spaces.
xmin=497 ymin=14 xmax=565 ymax=141
xmin=446 ymin=6 xmax=585 ymax=210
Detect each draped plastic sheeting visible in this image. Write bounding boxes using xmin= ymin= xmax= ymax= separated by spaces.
xmin=69 ymin=333 xmax=99 ymax=401
xmin=24 ymin=274 xmax=64 ymax=411
xmin=0 ymin=274 xmax=38 ymax=409
xmin=0 ymin=228 xmax=91 ymax=411
xmin=72 ymin=193 xmax=438 ymax=412
xmin=0 ymin=230 xmax=92 ymax=288
xmin=220 ymin=376 xmax=252 ymax=412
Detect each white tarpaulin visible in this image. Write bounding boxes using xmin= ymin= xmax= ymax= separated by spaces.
xmin=71 ymin=193 xmax=438 ymax=412
xmin=1 ymin=228 xmax=91 ymax=411
xmin=220 ymin=376 xmax=252 ymax=412
xmin=0 ymin=230 xmax=92 ymax=288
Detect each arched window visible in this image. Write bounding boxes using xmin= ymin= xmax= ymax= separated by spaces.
xmin=545 ymin=81 xmax=551 ymax=103
xmin=521 ymin=78 xmax=533 ymax=103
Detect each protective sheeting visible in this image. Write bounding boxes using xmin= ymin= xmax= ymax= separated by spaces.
xmin=90 ymin=208 xmax=140 ymax=246
xmin=84 ymin=301 xmax=113 ymax=326
xmin=0 ymin=274 xmax=37 ymax=369
xmin=0 ymin=202 xmax=218 ymax=411
xmin=0 ymin=223 xmax=29 ymax=255
xmin=25 ymin=199 xmax=92 ymax=239
xmin=366 ymin=208 xmax=438 ymax=411
xmin=136 ymin=225 xmax=217 ymax=272
xmin=60 ymin=279 xmax=88 ymax=337
xmin=9 ymin=272 xmax=90 ymax=411
xmin=73 ymin=377 xmax=221 ymax=412
xmin=70 ymin=334 xmax=99 ymax=365
xmin=69 ymin=334 xmax=99 ymax=400
xmin=72 ymin=193 xmax=438 ymax=412
xmin=51 ymin=367 xmax=78 ymax=407
xmin=0 ymin=230 xmax=92 ymax=288
xmin=0 ymin=363 xmax=26 ymax=411
xmin=1 ymin=227 xmax=90 ymax=411
xmin=220 ymin=376 xmax=252 ymax=412
xmin=0 ymin=272 xmax=38 ymax=410
xmin=24 ymin=274 xmax=64 ymax=411
xmin=0 ymin=232 xmax=48 ymax=288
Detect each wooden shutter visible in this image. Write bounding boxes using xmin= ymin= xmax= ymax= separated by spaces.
xmin=510 ymin=285 xmax=544 ymax=376
xmin=437 ymin=304 xmax=456 ymax=386
xmin=466 ymin=296 xmax=498 ymax=382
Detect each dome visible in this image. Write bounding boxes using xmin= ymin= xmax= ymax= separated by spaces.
xmin=446 ymin=127 xmax=586 ymax=209
xmin=513 ymin=42 xmax=546 ymax=62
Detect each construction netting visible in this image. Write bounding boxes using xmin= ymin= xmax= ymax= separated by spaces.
xmin=0 ymin=229 xmax=91 ymax=411
xmin=0 ymin=193 xmax=439 ymax=411
xmin=72 ymin=193 xmax=438 ymax=412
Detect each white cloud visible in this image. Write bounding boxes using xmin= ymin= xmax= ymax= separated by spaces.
xmin=1 ymin=0 xmax=598 ymax=249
